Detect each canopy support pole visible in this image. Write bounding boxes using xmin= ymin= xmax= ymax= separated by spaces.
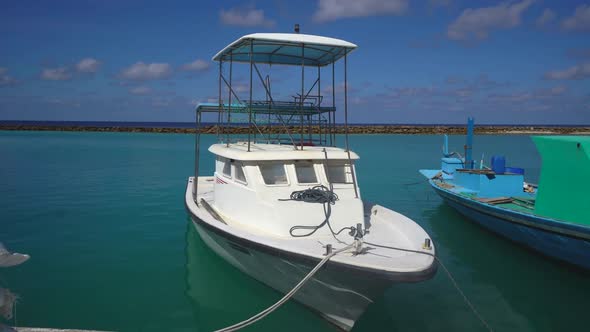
xmin=193 ymin=110 xmax=202 ymax=202
xmin=300 ymin=44 xmax=305 ymax=150
xmin=248 ymin=40 xmax=254 ymax=152
xmin=317 ymin=65 xmax=322 ymax=145
xmin=331 ymin=60 xmax=336 ymax=147
xmin=217 ymin=61 xmax=222 ymax=140
xmin=343 ymin=52 xmax=359 ymax=199
xmin=226 ymin=53 xmax=233 ymax=147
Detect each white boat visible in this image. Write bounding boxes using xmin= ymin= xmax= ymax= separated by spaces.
xmin=184 ymin=31 xmax=437 ymax=331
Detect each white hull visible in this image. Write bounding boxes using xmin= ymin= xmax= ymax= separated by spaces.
xmin=192 ymin=218 xmax=384 ymax=330
xmin=185 ymin=176 xmax=436 ymax=330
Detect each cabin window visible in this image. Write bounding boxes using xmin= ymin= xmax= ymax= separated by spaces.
xmin=259 ymin=164 xmax=288 ymax=185
xmin=295 ymin=162 xmax=318 ymax=184
xmin=234 ymin=164 xmax=247 ymax=184
xmin=222 ymin=160 xmax=231 ymax=178
xmin=327 ymin=163 xmax=351 ymax=183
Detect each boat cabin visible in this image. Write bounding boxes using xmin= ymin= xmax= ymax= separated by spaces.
xmin=208 ymin=143 xmax=363 ymax=237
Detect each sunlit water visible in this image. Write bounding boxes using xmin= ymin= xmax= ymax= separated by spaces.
xmin=1 ymin=131 xmax=588 ymax=332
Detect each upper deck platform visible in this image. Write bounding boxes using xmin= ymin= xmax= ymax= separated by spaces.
xmin=196 ymin=100 xmax=335 ymax=116
xmin=209 ymin=142 xmax=359 ymax=161
xmin=213 ymin=33 xmax=357 ymax=67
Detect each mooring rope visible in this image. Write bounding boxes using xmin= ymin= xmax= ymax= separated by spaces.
xmin=212 ymin=238 xmax=491 ymax=332
xmin=280 ymin=185 xmax=356 ymax=239
xmin=218 ymin=183 xmax=491 ymax=331
xmin=404 ymin=171 xmax=442 ymax=187
xmin=213 ymin=242 xmax=356 ymax=332
xmin=364 ymin=241 xmax=493 ymax=332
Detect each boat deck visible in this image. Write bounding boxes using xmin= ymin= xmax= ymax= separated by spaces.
xmin=188 ymin=176 xmax=436 ymax=274
xmin=433 ymin=180 xmax=538 ymax=215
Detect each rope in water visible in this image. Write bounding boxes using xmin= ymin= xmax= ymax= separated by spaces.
xmin=213 ymin=242 xmax=356 ymax=332
xmin=404 ymin=172 xmax=442 ymax=187
xmin=219 ymin=184 xmax=492 ymax=331
xmin=364 ymin=241 xmax=493 ymax=332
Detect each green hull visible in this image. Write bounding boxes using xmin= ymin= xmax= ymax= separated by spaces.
xmin=532 ymin=136 xmax=590 ymax=226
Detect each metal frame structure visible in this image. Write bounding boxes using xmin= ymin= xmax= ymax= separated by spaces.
xmin=193 ymin=32 xmax=357 ymax=198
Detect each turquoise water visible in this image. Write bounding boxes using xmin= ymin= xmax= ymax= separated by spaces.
xmin=1 ymin=131 xmax=589 ymax=332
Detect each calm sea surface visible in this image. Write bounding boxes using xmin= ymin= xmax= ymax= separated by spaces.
xmin=1 ymin=131 xmax=589 ymax=332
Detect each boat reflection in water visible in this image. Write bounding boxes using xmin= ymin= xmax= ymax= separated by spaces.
xmin=422 ymin=204 xmax=590 ymax=331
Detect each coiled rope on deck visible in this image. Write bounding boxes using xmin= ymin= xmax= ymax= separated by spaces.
xmin=280 ymin=185 xmax=338 ymax=205
xmin=279 ymin=185 xmax=356 ymax=239
xmin=213 ymin=242 xmax=356 ymax=332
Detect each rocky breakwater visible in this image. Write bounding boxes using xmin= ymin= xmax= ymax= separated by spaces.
xmin=1 ymin=124 xmax=589 ymax=135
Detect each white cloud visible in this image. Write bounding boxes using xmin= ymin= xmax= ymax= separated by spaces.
xmin=445 ymin=76 xmax=464 ymax=84
xmin=40 ymin=58 xmax=101 ymax=81
xmin=562 ymin=5 xmax=590 ymax=31
xmin=220 ymin=7 xmax=275 ymax=27
xmin=313 ymin=0 xmax=408 ymax=22
xmin=536 ymin=8 xmax=556 ymax=27
xmin=46 ymin=98 xmax=81 ymax=108
xmin=0 ymin=67 xmax=19 ymax=86
xmin=488 ymin=92 xmax=532 ymax=102
xmin=190 ymin=97 xmax=218 ymax=106
xmin=389 ymin=86 xmax=437 ymax=98
xmin=151 ymin=97 xmax=170 ymax=108
xmin=488 ymin=85 xmax=567 ymax=103
xmin=120 ymin=62 xmax=172 ymax=81
xmin=451 ymin=88 xmax=474 ymax=98
xmin=76 ymin=58 xmax=101 ymax=73
xmin=447 ymin=0 xmax=534 ymax=42
xmin=181 ymin=59 xmax=210 ymax=72
xmin=552 ymin=86 xmax=566 ymax=95
xmin=544 ymin=63 xmax=590 ymax=80
xmin=41 ymin=67 xmax=72 ymax=81
xmin=233 ymin=83 xmax=250 ymax=93
xmin=538 ymin=85 xmax=566 ymax=96
xmin=129 ymin=86 xmax=153 ymax=95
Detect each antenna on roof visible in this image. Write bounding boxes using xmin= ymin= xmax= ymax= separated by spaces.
xmin=294 ymin=24 xmax=300 ymax=33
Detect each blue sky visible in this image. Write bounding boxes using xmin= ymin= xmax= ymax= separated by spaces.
xmin=1 ymin=0 xmax=589 ymax=124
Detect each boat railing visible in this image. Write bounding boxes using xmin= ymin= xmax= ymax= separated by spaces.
xmin=196 ymin=97 xmax=335 ymax=147
xmin=293 ymin=94 xmax=323 ymax=107
xmin=196 ymin=100 xmax=335 ymax=116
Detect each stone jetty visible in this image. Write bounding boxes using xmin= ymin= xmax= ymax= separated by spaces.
xmin=1 ymin=124 xmax=589 ymax=135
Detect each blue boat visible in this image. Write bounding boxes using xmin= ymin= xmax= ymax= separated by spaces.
xmin=420 ymin=118 xmax=590 ymax=270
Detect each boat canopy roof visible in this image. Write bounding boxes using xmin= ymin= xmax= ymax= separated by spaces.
xmin=212 ymin=33 xmax=357 ymax=67
xmin=209 ymin=143 xmax=359 ymax=161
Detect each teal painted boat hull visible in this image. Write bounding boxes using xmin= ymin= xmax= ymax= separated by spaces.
xmin=430 ymin=181 xmax=590 ymax=271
